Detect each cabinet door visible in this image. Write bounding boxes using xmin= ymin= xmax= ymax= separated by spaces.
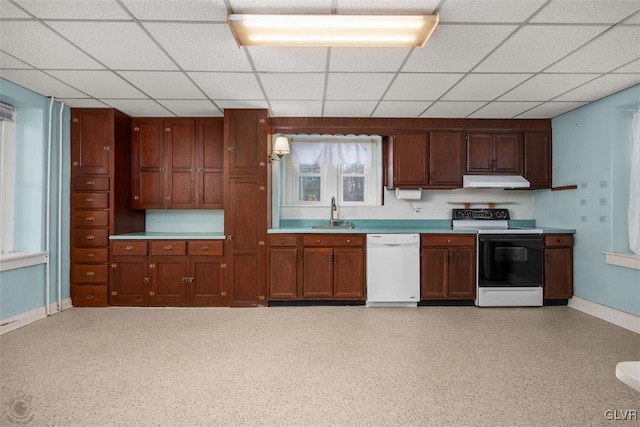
xmin=544 ymin=247 xmax=573 ymax=299
xmin=494 ymin=133 xmax=521 ymax=174
xmin=132 ymin=119 xmax=164 ymax=208
xmin=225 ymin=109 xmax=268 ymax=176
xmin=393 ymin=133 xmax=428 ymax=187
xmin=197 ymin=119 xmax=224 ymax=208
xmin=166 ymin=119 xmax=196 ymax=209
xmin=269 ymin=247 xmax=299 ymax=299
xmin=302 ymin=248 xmax=333 ymax=298
xmin=448 ymin=247 xmax=476 ymax=299
xmin=421 ymin=248 xmax=448 ymax=299
xmin=189 ymin=256 xmax=226 ymax=305
xmin=110 ymin=256 xmax=147 ymax=305
xmin=429 ymin=131 xmax=464 ymax=188
xmin=149 ymin=256 xmax=187 ymax=305
xmin=524 ymin=132 xmax=551 ymax=189
xmin=71 ymin=109 xmax=111 ymax=176
xmin=466 ymin=133 xmax=493 ymax=173
xmin=333 ymin=248 xmax=364 ymax=299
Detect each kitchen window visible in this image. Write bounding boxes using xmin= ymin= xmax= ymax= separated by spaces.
xmin=282 ymin=135 xmax=381 ymax=206
xmin=0 ymin=107 xmax=16 ymax=254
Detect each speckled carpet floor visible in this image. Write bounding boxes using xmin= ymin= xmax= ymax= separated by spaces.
xmin=1 ymin=306 xmax=638 ymax=426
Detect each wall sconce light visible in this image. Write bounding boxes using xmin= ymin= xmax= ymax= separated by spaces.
xmin=270 ymin=135 xmax=290 ymax=163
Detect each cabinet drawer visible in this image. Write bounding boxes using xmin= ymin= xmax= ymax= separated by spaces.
xmin=73 ymin=228 xmax=109 ymax=247
xmin=421 ymin=234 xmax=476 ymax=247
xmin=72 ymin=210 xmax=109 ymax=227
xmin=72 ymin=192 xmax=108 ymax=209
xmin=72 ymin=264 xmax=109 ymax=283
xmin=150 ymin=240 xmax=187 ymax=255
xmin=544 ymin=234 xmax=573 ymax=247
xmin=112 ymin=241 xmax=148 ymax=256
xmin=71 ymin=284 xmax=108 ymax=307
xmin=303 ymin=235 xmax=364 ymax=247
xmin=73 ymin=248 xmax=108 ymax=263
xmin=73 ymin=176 xmax=110 ymax=191
xmin=269 ymin=235 xmax=298 ymax=247
xmin=188 ymin=240 xmax=223 ymax=256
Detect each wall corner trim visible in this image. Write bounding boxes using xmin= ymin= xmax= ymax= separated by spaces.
xmin=569 ymin=296 xmax=640 ymax=334
xmin=0 ymin=298 xmax=72 ymax=335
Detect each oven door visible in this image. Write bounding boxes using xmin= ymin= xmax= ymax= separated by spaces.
xmin=478 ymin=234 xmax=543 ymax=288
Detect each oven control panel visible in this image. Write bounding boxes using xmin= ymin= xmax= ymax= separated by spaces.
xmin=452 ymin=209 xmax=510 ymax=220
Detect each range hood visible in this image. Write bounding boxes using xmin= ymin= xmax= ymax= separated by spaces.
xmin=463 ymin=175 xmax=530 ymax=189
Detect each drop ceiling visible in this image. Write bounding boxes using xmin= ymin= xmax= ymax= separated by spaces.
xmin=0 ymin=0 xmax=639 ymax=119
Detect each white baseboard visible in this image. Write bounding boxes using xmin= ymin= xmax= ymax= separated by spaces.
xmin=0 ymin=298 xmax=72 ymax=335
xmin=569 ymin=296 xmax=640 ymax=334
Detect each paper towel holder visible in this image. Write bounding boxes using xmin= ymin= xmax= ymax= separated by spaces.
xmin=395 ymin=188 xmax=422 ymax=200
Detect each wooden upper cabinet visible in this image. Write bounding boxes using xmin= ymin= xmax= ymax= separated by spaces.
xmin=166 ymin=119 xmax=196 ymax=209
xmin=466 ymin=132 xmax=522 ymax=175
xmin=524 ymin=131 xmax=551 ymax=189
xmin=225 ymin=109 xmax=268 ymax=176
xmin=429 ymin=131 xmax=464 ymax=188
xmin=391 ymin=132 xmax=429 ymax=188
xmin=197 ymin=118 xmax=224 ymax=208
xmin=71 ymin=109 xmax=112 ymax=176
xmin=132 ymin=118 xmax=164 ymax=209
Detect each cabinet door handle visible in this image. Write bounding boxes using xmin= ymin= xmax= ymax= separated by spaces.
xmin=85 ymin=197 xmax=94 ymax=202
xmin=86 ymin=216 xmax=95 ymax=221
xmin=86 ymin=180 xmax=95 ymax=185
xmin=125 ymin=245 xmax=134 ymax=251
xmin=164 ymin=245 xmax=173 ymax=250
xmin=86 ymin=235 xmax=95 ymax=240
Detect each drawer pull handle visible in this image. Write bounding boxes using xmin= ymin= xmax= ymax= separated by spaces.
xmin=447 ymin=239 xmax=452 ymax=243
xmin=346 ymin=239 xmax=351 ymax=244
xmin=86 ymin=216 xmax=95 ymax=221
xmin=86 ymin=180 xmax=95 ymax=185
xmin=316 ymin=239 xmax=321 ymax=243
xmin=86 ymin=253 xmax=95 ymax=258
xmin=201 ymin=245 xmax=210 ymax=251
xmin=125 ymin=245 xmax=134 ymax=251
xmin=86 ymin=294 xmax=95 ymax=300
xmin=557 ymin=239 xmax=562 ymax=243
xmin=85 ymin=271 xmax=95 ymax=276
xmin=85 ymin=197 xmax=94 ymax=202
xmin=86 ymin=235 xmax=95 ymax=240
xmin=281 ymin=239 xmax=286 ymax=244
xmin=164 ymin=245 xmax=173 ymax=250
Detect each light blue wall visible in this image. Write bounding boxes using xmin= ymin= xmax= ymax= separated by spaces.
xmin=534 ymin=84 xmax=640 ymax=316
xmin=0 ymin=78 xmax=70 ymax=321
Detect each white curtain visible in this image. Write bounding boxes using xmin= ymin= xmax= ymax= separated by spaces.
xmin=291 ymin=141 xmax=373 ymax=166
xmin=630 ymin=110 xmax=640 ymax=254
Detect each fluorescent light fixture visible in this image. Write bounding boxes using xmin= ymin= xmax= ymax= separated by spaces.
xmin=228 ymin=14 xmax=439 ymax=47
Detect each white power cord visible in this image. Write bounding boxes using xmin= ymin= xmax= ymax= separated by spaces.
xmin=409 ymin=201 xmax=421 ymax=213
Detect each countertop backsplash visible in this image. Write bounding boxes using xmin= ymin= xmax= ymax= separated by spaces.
xmin=145 ymin=210 xmax=224 ymax=233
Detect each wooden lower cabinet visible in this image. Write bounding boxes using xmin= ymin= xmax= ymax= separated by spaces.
xmin=109 ymin=239 xmax=225 ymax=306
xmin=421 ymin=234 xmax=476 ymax=300
xmin=543 ymin=234 xmax=573 ymax=299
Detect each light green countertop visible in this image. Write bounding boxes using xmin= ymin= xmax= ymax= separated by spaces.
xmin=110 ymin=232 xmax=225 ymax=240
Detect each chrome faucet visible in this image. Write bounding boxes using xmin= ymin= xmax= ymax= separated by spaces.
xmin=330 ymin=196 xmax=339 ymax=226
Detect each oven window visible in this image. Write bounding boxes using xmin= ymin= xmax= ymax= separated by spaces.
xmin=479 ymin=235 xmax=543 ymax=287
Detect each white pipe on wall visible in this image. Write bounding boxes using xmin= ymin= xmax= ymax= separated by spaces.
xmin=45 ymin=97 xmax=54 ymax=316
xmin=58 ymin=102 xmax=64 ymax=310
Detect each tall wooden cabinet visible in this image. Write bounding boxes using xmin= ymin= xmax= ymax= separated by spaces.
xmin=224 ymin=109 xmax=270 ymax=306
xmin=70 ymin=108 xmax=144 ymax=306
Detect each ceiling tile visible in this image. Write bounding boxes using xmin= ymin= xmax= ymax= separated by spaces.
xmin=476 ymin=25 xmax=607 ymax=72
xmin=613 ymin=58 xmax=640 ymax=73
xmin=330 ymin=48 xmax=409 ymax=72
xmin=442 ymin=74 xmax=532 ymax=101
xmin=404 ymin=24 xmax=516 ymax=72
xmin=553 ymin=74 xmax=640 ymax=102
xmin=157 ymin=100 xmax=222 ymax=116
xmin=248 ymin=47 xmax=328 ymax=72
xmin=336 ymin=0 xmax=440 ymax=13
xmin=326 ymin=73 xmax=395 ymax=100
xmin=0 ymin=21 xmax=103 ymax=69
xmin=13 ymin=0 xmax=130 ymax=19
xmin=421 ymin=101 xmax=488 ymax=118
xmin=215 ymin=99 xmax=270 ymax=109
xmin=48 ymin=22 xmax=178 ymax=70
xmin=47 ymin=70 xmax=147 ymax=98
xmin=143 ymin=23 xmax=252 ymax=72
xmin=0 ymin=0 xmax=32 ymax=17
xmin=625 ymin=14 xmax=640 ymax=24
xmin=189 ymin=72 xmax=264 ymax=99
xmin=269 ymin=100 xmax=323 ymax=116
xmin=229 ymin=0 xmax=332 ymax=14
xmin=530 ymin=0 xmax=640 ymax=24
xmin=0 ymin=53 xmax=33 ymax=69
xmin=546 ymin=26 xmax=640 ymax=73
xmin=515 ymin=101 xmax=589 ymax=118
xmin=468 ymin=101 xmax=542 ymax=118
xmin=103 ymin=99 xmax=173 ymax=117
xmin=323 ymin=100 xmax=377 ymax=117
xmin=259 ymin=73 xmax=325 ymax=100
xmin=0 ymin=69 xmax=87 ymax=98
xmin=57 ymin=99 xmax=110 ymax=108
xmin=439 ymin=0 xmax=547 ymax=22
xmin=121 ymin=0 xmax=228 ymax=21
xmin=498 ymin=73 xmax=601 ymax=101
xmin=372 ymin=101 xmax=431 ymax=118
xmin=384 ymin=73 xmax=464 ymax=100
xmin=118 ymin=71 xmax=205 ymax=99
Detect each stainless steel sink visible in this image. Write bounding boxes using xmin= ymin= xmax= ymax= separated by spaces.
xmin=311 ymin=223 xmax=357 ymax=230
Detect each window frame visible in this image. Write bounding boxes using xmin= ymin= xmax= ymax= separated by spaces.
xmin=0 ymin=116 xmax=16 ymax=254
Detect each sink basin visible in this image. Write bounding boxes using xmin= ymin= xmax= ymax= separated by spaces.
xmin=311 ymin=224 xmax=357 ymax=230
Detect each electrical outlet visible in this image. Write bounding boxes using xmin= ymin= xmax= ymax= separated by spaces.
xmin=581 ymin=182 xmax=588 ymax=190
xmin=599 ymin=215 xmax=607 ymax=223
xmin=580 ymin=199 xmax=587 ymax=206
xmin=581 ymin=215 xmax=587 ymax=222
xmin=600 ymin=180 xmax=607 ymax=188
xmin=600 ymin=198 xmax=607 ymax=206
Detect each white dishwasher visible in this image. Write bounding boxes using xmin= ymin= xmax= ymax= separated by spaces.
xmin=366 ymin=234 xmax=420 ymax=307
